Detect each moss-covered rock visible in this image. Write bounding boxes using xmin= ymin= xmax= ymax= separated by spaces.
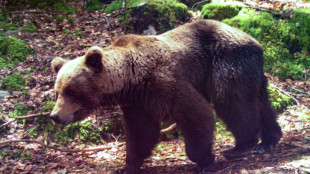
xmin=113 ymin=0 xmax=190 ymax=34
xmin=223 ymin=8 xmax=309 ymax=80
xmin=201 ymin=2 xmax=244 ymax=21
xmin=0 ymin=37 xmax=32 ymax=69
xmin=268 ymin=85 xmax=295 ymax=113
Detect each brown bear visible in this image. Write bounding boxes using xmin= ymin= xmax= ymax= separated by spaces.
xmin=50 ymin=20 xmax=282 ymax=173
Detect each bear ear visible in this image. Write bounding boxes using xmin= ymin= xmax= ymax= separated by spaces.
xmin=85 ymin=46 xmax=104 ymax=73
xmin=52 ymin=57 xmax=67 ymax=74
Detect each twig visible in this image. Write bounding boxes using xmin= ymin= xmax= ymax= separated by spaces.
xmin=216 ymin=160 xmax=245 ymax=173
xmin=160 ymin=123 xmax=177 ymax=134
xmin=0 ymin=139 xmax=125 ymax=152
xmin=269 ymin=84 xmax=300 ymax=106
xmin=0 ymin=112 xmax=50 ymax=129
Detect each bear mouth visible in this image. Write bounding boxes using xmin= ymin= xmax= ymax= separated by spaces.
xmin=62 ymin=109 xmax=91 ymax=125
xmin=63 ymin=113 xmax=76 ymax=125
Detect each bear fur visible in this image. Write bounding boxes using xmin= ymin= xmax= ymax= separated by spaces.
xmin=51 ymin=20 xmax=282 ymax=172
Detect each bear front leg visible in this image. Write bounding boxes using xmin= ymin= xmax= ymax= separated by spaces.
xmin=173 ymin=84 xmax=215 ymax=171
xmin=121 ymin=105 xmax=160 ymax=173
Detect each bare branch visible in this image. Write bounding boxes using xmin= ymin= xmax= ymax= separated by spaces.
xmin=0 ymin=139 xmax=125 ymax=152
xmin=0 ymin=112 xmax=50 ymax=129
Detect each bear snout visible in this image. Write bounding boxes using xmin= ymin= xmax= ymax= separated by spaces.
xmin=50 ymin=114 xmax=61 ymax=124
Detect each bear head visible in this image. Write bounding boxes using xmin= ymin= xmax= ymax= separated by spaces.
xmin=50 ymin=46 xmax=106 ymax=125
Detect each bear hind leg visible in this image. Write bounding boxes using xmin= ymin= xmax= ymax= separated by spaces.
xmin=214 ymin=97 xmax=260 ymax=160
xmin=258 ymin=84 xmax=282 ymax=150
xmin=174 ymin=84 xmax=215 ymax=170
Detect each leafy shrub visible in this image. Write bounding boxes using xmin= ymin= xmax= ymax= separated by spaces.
xmin=0 ymin=37 xmax=32 ymax=69
xmin=268 ymin=85 xmax=295 ymax=112
xmin=1 ymin=72 xmax=26 ymax=92
xmin=201 ymin=2 xmax=244 ymax=21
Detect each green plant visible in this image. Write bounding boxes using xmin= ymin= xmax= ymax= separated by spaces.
xmin=53 ymin=120 xmax=104 ymax=145
xmin=215 ymin=119 xmax=233 ymax=139
xmin=12 ymin=148 xmax=32 ymax=161
xmin=103 ymin=113 xmax=124 ymax=135
xmin=154 ymin=143 xmax=166 ymax=153
xmin=56 ymin=15 xmax=75 ymax=23
xmin=268 ymin=85 xmax=295 ymax=112
xmin=63 ymin=29 xmax=84 ymax=38
xmin=41 ymin=102 xmax=55 ymax=112
xmin=22 ymin=22 xmax=38 ymax=33
xmin=1 ymin=72 xmax=26 ymax=92
xmin=54 ymin=1 xmax=76 ymax=13
xmin=9 ymin=104 xmax=31 ymax=118
xmin=0 ymin=149 xmax=7 ymax=160
xmin=64 ymin=29 xmax=74 ymax=34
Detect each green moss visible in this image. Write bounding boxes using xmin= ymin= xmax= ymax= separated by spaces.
xmin=223 ymin=8 xmax=309 ymax=80
xmin=1 ymin=71 xmax=26 ymax=92
xmin=0 ymin=37 xmax=32 ymax=69
xmin=85 ymin=0 xmax=104 ymax=12
xmin=116 ymin=0 xmax=189 ymax=33
xmin=201 ymin=2 xmax=243 ymax=21
xmin=268 ymin=85 xmax=295 ymax=112
xmin=22 ymin=22 xmax=38 ymax=33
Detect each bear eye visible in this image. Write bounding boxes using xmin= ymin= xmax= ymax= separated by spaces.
xmin=66 ymin=90 xmax=75 ymax=97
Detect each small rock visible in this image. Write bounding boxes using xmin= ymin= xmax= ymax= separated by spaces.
xmin=12 ymin=91 xmax=22 ymax=97
xmin=0 ymin=90 xmax=11 ymax=99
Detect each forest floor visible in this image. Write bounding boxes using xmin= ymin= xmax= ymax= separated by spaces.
xmin=0 ymin=0 xmax=310 ymax=173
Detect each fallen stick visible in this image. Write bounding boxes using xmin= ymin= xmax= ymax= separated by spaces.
xmin=0 ymin=112 xmax=51 ymax=129
xmin=0 ymin=139 xmax=125 ymax=152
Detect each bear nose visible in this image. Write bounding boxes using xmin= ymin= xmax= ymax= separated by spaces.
xmin=50 ymin=114 xmax=61 ymax=123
